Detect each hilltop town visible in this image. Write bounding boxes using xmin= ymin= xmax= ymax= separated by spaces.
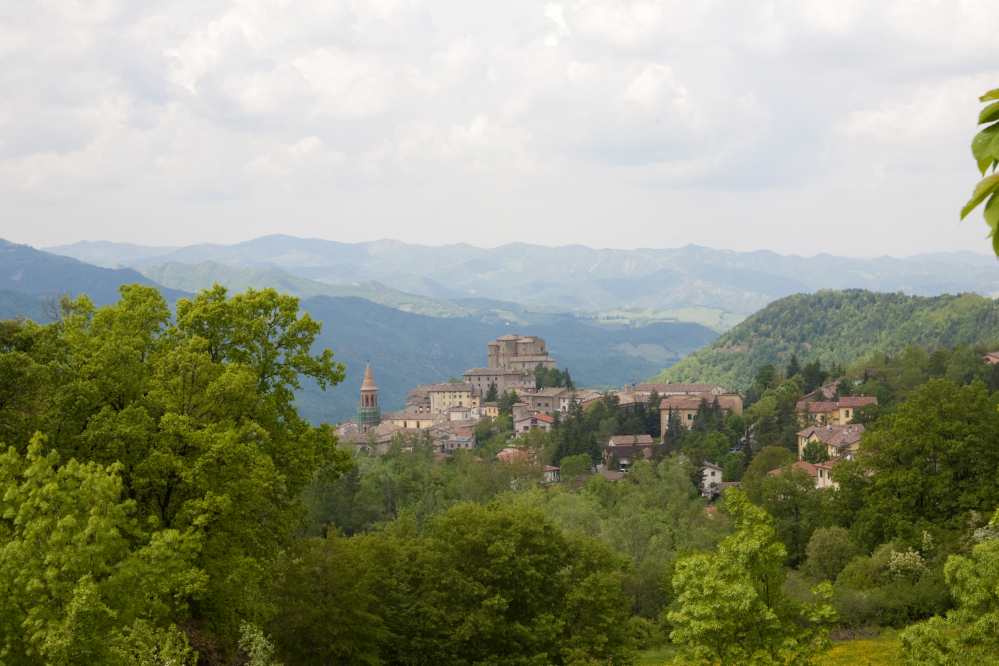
xmin=333 ymin=333 xmax=883 ymax=494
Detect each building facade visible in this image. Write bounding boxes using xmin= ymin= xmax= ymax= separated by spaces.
xmin=462 ymin=368 xmax=537 ymax=396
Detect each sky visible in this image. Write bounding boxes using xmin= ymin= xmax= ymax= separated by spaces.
xmin=1 ymin=0 xmax=998 ymax=257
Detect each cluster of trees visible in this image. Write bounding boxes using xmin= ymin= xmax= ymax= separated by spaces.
xmin=534 ymin=363 xmax=574 ymax=390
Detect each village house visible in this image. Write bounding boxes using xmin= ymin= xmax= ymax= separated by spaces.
xmin=796 ymin=396 xmax=877 ymax=425
xmin=421 ymin=382 xmax=482 ymax=413
xmin=496 ymin=447 xmax=561 ymax=482
xmin=443 ymin=429 xmax=477 ymax=453
xmin=481 ymin=402 xmax=499 ymax=418
xmin=462 ymin=367 xmax=538 ymax=396
xmin=800 ymin=380 xmax=843 ymax=402
xmin=527 ymin=387 xmax=572 ymax=413
xmin=380 ymin=412 xmax=442 ymax=430
xmin=624 ymin=382 xmax=729 ymax=399
xmin=769 ymin=459 xmax=840 ymax=490
xmin=699 ymin=461 xmax=725 ymax=493
xmin=984 ymin=351 xmax=999 ymax=365
xmin=658 ymin=393 xmax=744 ymax=437
xmin=796 ymin=424 xmax=865 ymax=460
xmin=447 ymin=405 xmax=474 ymax=421
xmin=514 ymin=413 xmax=555 ymax=436
xmin=602 ymin=434 xmax=655 ymax=471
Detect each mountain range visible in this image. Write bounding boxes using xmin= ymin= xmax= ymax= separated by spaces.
xmin=45 ymin=236 xmax=999 ymax=315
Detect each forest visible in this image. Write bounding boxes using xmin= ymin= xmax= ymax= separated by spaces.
xmin=654 ymin=289 xmax=999 ymax=390
xmin=1 ymin=282 xmax=999 ymax=666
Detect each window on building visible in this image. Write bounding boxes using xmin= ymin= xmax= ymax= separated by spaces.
xmin=711 ymin=471 xmax=715 ymax=476
xmin=687 ymin=413 xmax=692 ymax=420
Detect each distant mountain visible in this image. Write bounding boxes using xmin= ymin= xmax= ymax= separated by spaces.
xmin=1 ymin=239 xmax=190 ymax=307
xmin=649 ymin=290 xmax=999 ymax=390
xmin=45 ymin=236 xmax=999 ymax=315
xmin=293 ymin=297 xmax=719 ymax=424
xmin=44 ymin=240 xmax=182 ymax=267
xmin=141 ymin=261 xmax=468 ymax=318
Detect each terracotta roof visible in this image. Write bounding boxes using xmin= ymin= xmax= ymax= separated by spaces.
xmin=515 ymin=413 xmax=555 ymax=424
xmin=797 ymin=424 xmax=865 ymax=449
xmin=635 ymin=382 xmax=725 ymax=393
xmin=608 ymin=434 xmax=654 ymax=446
xmin=769 ymin=460 xmax=818 ymax=477
xmin=361 ymin=363 xmax=377 ymax=390
xmin=797 ymin=397 xmax=877 ymax=412
xmin=801 ymin=380 xmax=842 ymax=402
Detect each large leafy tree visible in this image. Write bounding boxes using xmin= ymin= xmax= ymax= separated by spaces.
xmin=0 ymin=283 xmax=352 ymax=645
xmin=668 ymin=488 xmax=836 ymax=666
xmin=0 ymin=435 xmax=203 ymax=665
xmin=960 ymin=88 xmax=999 ymax=255
xmin=833 ymin=379 xmax=999 ymax=550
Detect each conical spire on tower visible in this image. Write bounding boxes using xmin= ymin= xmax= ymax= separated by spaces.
xmin=361 ymin=363 xmax=377 ymax=390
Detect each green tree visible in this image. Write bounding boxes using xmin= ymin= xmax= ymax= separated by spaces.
xmin=559 ymin=453 xmax=593 ymax=481
xmin=801 ymin=439 xmax=829 ymax=464
xmin=805 ymin=527 xmax=854 ymax=582
xmin=835 ymin=379 xmax=999 ymax=549
xmin=742 ymin=446 xmax=796 ymax=505
xmin=760 ymin=467 xmax=825 ymax=567
xmin=485 ymin=381 xmax=498 ymax=402
xmin=0 ymin=284 xmax=354 ymax=644
xmin=960 ymin=88 xmax=999 ymax=255
xmin=668 ymin=488 xmax=836 ymax=666
xmin=899 ymin=510 xmax=999 ymax=665
xmin=393 ymin=502 xmax=639 ymax=666
xmin=787 ymin=354 xmax=802 ymax=378
xmin=0 ymin=435 xmax=205 ymax=665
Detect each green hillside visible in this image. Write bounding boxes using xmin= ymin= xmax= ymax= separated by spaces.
xmin=649 ymin=289 xmax=999 ymax=390
xmin=141 ymin=261 xmax=467 ymax=318
xmin=0 ymin=238 xmax=189 ymax=307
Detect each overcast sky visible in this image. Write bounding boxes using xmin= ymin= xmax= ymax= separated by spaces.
xmin=1 ymin=0 xmax=998 ymax=257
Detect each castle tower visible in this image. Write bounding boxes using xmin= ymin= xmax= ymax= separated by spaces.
xmin=357 ymin=363 xmax=381 ymax=433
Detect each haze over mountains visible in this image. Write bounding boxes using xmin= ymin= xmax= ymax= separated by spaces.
xmin=46 ymin=235 xmax=999 ymax=316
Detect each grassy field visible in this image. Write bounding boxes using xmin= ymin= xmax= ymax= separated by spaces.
xmin=637 ymin=631 xmax=902 ymax=666
xmin=595 ymin=307 xmax=747 ymax=333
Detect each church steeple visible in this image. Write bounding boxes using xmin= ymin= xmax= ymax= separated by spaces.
xmin=357 ymin=362 xmax=381 ymax=433
xmin=360 ymin=363 xmax=378 ymax=407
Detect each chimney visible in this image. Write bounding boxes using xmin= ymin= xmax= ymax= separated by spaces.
xmin=827 ymin=424 xmax=832 ymax=431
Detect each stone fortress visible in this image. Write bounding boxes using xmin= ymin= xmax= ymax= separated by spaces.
xmin=487 ymin=334 xmax=557 ymax=372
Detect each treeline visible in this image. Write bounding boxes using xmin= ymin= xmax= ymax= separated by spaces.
xmin=653 ymin=289 xmax=999 ymax=390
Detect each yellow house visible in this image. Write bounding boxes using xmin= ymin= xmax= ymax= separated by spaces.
xmin=796 ymin=397 xmax=877 ymax=425
xmin=659 ymin=392 xmax=744 ymax=439
xmin=796 ymin=424 xmax=865 ymax=460
xmin=428 ymin=383 xmax=481 ymax=413
xmin=482 ymin=402 xmax=499 ymax=418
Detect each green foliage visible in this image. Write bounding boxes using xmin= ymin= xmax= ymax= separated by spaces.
xmin=741 ymin=446 xmax=795 ymax=505
xmin=805 ymin=527 xmax=855 ymax=582
xmin=653 ymin=290 xmax=999 ymax=390
xmin=0 ymin=435 xmax=205 ymax=665
xmin=960 ymin=88 xmax=999 ymax=255
xmin=0 ymin=283 xmax=353 ymax=649
xmin=834 ymin=379 xmax=999 ymax=550
xmin=760 ymin=468 xmax=825 ymax=567
xmin=239 ymin=623 xmax=283 ymax=666
xmin=900 ymin=510 xmax=999 ymax=665
xmin=668 ymin=488 xmax=837 ymax=666
xmin=485 ymin=381 xmax=499 ymax=402
xmin=801 ymin=439 xmax=829 ymax=464
xmin=560 ymin=453 xmax=594 ymax=480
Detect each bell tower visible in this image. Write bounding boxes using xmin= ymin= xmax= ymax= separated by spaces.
xmin=357 ymin=363 xmax=381 ymax=433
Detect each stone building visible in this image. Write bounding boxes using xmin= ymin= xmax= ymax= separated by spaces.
xmin=487 ymin=334 xmax=557 ymax=371
xmin=462 ymin=368 xmax=537 ymax=397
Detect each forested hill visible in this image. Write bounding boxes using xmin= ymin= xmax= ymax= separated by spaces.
xmin=649 ymin=289 xmax=999 ymax=390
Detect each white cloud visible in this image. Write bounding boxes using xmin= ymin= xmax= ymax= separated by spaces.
xmin=0 ymin=0 xmax=997 ymax=256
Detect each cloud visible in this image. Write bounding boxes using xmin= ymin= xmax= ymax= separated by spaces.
xmin=0 ymin=0 xmax=997 ymax=256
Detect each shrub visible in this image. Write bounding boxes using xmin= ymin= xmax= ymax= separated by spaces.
xmin=806 ymin=527 xmax=855 ymax=581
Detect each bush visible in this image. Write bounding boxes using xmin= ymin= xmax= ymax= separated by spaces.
xmin=806 ymin=527 xmax=855 ymax=581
